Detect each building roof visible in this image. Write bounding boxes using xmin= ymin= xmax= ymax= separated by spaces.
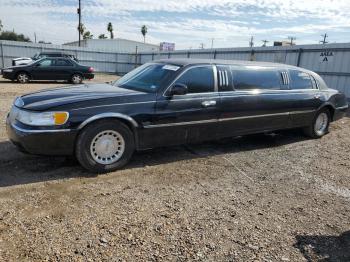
xmin=64 ymin=38 xmax=159 ymax=47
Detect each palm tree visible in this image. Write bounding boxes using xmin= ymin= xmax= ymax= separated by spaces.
xmin=77 ymin=23 xmax=85 ymax=37
xmin=107 ymin=22 xmax=114 ymax=39
xmin=83 ymin=31 xmax=93 ymax=39
xmin=98 ymin=34 xmax=107 ymax=39
xmin=141 ymin=25 xmax=148 ymax=43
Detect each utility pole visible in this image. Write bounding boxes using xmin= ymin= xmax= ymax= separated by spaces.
xmin=211 ymin=38 xmax=214 ymax=49
xmin=288 ymin=36 xmax=296 ymax=46
xmin=320 ymin=33 xmax=328 ymax=44
xmin=262 ymin=40 xmax=269 ymax=47
xmin=77 ymin=0 xmax=81 ymax=46
xmin=249 ymin=36 xmax=254 ymax=48
xmin=199 ymin=43 xmax=205 ymax=49
xmin=34 ymin=32 xmax=37 ymax=43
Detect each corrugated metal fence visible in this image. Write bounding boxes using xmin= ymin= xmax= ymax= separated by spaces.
xmin=1 ymin=40 xmax=350 ymax=97
xmin=0 ymin=40 xmax=136 ymax=74
xmin=139 ymin=43 xmax=350 ymax=98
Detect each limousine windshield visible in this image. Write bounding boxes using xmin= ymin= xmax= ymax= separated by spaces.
xmin=115 ymin=63 xmax=180 ymax=93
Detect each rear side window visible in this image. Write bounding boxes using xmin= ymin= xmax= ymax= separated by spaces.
xmin=55 ymin=59 xmax=73 ymax=66
xmin=231 ymin=67 xmax=282 ymax=90
xmin=175 ymin=66 xmax=214 ymax=93
xmin=289 ymin=70 xmax=313 ymax=89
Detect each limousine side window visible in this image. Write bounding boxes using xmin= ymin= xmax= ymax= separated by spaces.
xmin=289 ymin=70 xmax=314 ymax=89
xmin=174 ymin=66 xmax=214 ymax=94
xmin=231 ymin=68 xmax=282 ymax=90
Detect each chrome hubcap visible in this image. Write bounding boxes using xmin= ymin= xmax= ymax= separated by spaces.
xmin=90 ymin=130 xmax=125 ymax=165
xmin=18 ymin=74 xmax=28 ymax=83
xmin=72 ymin=75 xmax=82 ymax=84
xmin=314 ymin=112 xmax=328 ymax=135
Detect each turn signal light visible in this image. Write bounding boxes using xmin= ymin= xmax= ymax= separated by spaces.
xmin=54 ymin=112 xmax=69 ymax=125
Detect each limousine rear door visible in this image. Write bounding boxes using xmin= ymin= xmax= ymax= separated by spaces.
xmin=143 ymin=65 xmax=221 ymax=148
xmin=217 ymin=65 xmax=290 ymax=137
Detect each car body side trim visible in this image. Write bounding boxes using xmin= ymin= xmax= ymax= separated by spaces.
xmin=336 ymin=105 xmax=349 ymax=110
xmin=78 ymin=113 xmax=139 ymax=129
xmin=70 ymin=101 xmax=156 ymax=111
xmin=143 ymin=110 xmax=316 ymax=129
xmin=11 ymin=123 xmax=71 ymax=133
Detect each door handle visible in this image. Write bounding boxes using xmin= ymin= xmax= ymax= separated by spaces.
xmin=201 ymin=100 xmax=216 ymax=107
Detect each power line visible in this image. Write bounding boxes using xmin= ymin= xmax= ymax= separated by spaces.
xmin=320 ymin=33 xmax=329 ymax=44
xmin=249 ymin=36 xmax=254 ymax=47
xmin=77 ymin=0 xmax=81 ymax=46
xmin=262 ymin=40 xmax=269 ymax=47
xmin=288 ymin=36 xmax=296 ymax=45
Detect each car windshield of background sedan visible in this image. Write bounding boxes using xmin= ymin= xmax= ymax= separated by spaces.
xmin=114 ymin=63 xmax=180 ymax=93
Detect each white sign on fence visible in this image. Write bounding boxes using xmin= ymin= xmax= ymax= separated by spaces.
xmin=319 ymin=50 xmax=334 ymax=63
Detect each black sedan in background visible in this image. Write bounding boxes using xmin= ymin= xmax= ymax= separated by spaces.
xmin=1 ymin=57 xmax=94 ymax=84
xmin=6 ymin=59 xmax=349 ymax=173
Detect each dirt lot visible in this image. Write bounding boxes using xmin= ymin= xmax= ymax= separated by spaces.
xmin=0 ymin=75 xmax=349 ymax=261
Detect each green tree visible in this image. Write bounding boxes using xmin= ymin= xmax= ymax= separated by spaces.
xmin=0 ymin=31 xmax=31 ymax=42
xmin=83 ymin=31 xmax=93 ymax=39
xmin=107 ymin=22 xmax=114 ymax=39
xmin=141 ymin=25 xmax=148 ymax=43
xmin=98 ymin=34 xmax=107 ymax=39
xmin=0 ymin=19 xmax=3 ymax=32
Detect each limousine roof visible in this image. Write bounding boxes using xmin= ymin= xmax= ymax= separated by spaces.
xmin=154 ymin=58 xmax=300 ymax=70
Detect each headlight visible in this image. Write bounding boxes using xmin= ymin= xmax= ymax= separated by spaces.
xmin=3 ymin=69 xmax=13 ymax=73
xmin=16 ymin=110 xmax=69 ymax=126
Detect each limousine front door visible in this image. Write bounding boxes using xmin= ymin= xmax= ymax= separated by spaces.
xmin=141 ymin=65 xmax=221 ymax=148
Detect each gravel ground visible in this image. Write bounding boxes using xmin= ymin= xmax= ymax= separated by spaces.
xmin=0 ymin=75 xmax=349 ymax=261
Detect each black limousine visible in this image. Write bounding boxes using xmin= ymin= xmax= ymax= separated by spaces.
xmin=6 ymin=59 xmax=348 ymax=172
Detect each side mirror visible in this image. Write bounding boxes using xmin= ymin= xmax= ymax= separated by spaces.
xmin=168 ymin=83 xmax=188 ymax=96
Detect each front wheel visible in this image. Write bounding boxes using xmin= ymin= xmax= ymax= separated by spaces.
xmin=17 ymin=72 xmax=30 ymax=83
xmin=75 ymin=120 xmax=135 ymax=173
xmin=303 ymin=108 xmax=330 ymax=138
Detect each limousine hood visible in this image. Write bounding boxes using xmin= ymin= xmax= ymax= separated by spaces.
xmin=17 ymin=83 xmax=149 ymax=111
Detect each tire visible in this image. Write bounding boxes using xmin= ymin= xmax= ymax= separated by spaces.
xmin=75 ymin=120 xmax=135 ymax=173
xmin=303 ymin=108 xmax=330 ymax=138
xmin=71 ymin=74 xmax=83 ymax=84
xmin=17 ymin=72 xmax=30 ymax=83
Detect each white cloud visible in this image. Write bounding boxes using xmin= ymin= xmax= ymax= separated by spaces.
xmin=0 ymin=0 xmax=350 ymax=49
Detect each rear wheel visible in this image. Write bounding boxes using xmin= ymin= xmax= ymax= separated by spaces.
xmin=75 ymin=120 xmax=135 ymax=173
xmin=303 ymin=108 xmax=330 ymax=138
xmin=71 ymin=74 xmax=83 ymax=84
xmin=17 ymin=72 xmax=30 ymax=83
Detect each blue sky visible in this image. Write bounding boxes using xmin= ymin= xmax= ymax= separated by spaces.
xmin=0 ymin=0 xmax=350 ymax=49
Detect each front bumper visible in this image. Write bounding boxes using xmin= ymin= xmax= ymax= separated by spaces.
xmin=1 ymin=71 xmax=16 ymax=80
xmin=83 ymin=73 xmax=94 ymax=80
xmin=6 ymin=116 xmax=78 ymax=156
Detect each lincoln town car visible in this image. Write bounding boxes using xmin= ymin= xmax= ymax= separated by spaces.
xmin=6 ymin=59 xmax=348 ymax=172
